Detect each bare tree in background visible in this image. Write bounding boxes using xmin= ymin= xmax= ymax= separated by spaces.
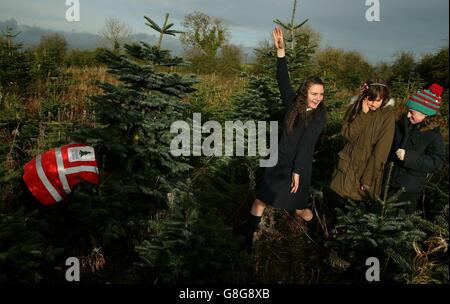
xmin=180 ymin=11 xmax=229 ymax=58
xmin=100 ymin=17 xmax=133 ymax=53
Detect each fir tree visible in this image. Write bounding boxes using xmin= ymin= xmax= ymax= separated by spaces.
xmin=0 ymin=207 xmax=63 ymax=283
xmin=231 ymin=0 xmax=319 ymax=124
xmin=58 ymin=14 xmax=198 ymax=280
xmin=133 ymin=180 xmax=251 ymax=283
xmin=0 ymin=27 xmax=32 ymax=94
xmin=329 ymin=164 xmax=428 ymax=282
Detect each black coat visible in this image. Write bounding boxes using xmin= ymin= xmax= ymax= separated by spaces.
xmin=391 ymin=115 xmax=445 ymax=193
xmin=256 ymin=57 xmax=326 ymax=210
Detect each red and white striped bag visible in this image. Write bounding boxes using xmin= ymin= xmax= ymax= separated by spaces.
xmin=23 ymin=144 xmax=99 ymax=205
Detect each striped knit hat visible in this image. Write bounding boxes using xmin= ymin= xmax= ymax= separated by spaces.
xmin=406 ymin=83 xmax=444 ymax=116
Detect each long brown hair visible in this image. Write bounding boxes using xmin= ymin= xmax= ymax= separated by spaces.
xmin=287 ymin=76 xmax=325 ymax=132
xmin=419 ymin=114 xmax=445 ymax=132
xmin=344 ymin=78 xmax=390 ymax=123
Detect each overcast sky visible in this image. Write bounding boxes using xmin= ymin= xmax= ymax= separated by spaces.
xmin=0 ymin=0 xmax=448 ymax=63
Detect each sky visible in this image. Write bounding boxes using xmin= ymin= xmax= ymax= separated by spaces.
xmin=0 ymin=0 xmax=448 ymax=63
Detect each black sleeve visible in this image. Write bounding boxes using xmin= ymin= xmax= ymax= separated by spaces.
xmin=276 ymin=57 xmax=296 ymax=107
xmin=392 ymin=122 xmax=403 ymax=152
xmin=403 ymin=131 xmax=445 ymax=173
xmin=390 ymin=119 xmax=404 ymax=161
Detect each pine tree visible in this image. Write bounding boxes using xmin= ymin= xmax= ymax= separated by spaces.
xmin=56 ymin=14 xmax=198 ymax=281
xmin=133 ymin=180 xmax=251 ymax=283
xmin=329 ymin=164 xmax=428 ymax=282
xmin=389 ymin=74 xmax=425 ymax=103
xmin=231 ymin=0 xmax=317 ymax=124
xmin=0 ymin=207 xmax=63 ymax=283
xmin=0 ymin=27 xmax=32 ymax=94
xmin=33 ymin=34 xmax=68 ymax=79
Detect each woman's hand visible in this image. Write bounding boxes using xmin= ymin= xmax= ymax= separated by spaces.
xmin=362 ymin=97 xmax=370 ymax=114
xmin=291 ymin=172 xmax=300 ymax=193
xmin=396 ymin=149 xmax=406 ymax=161
xmin=272 ymin=26 xmax=285 ymax=58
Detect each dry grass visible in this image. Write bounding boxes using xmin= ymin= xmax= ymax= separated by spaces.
xmin=24 ymin=66 xmax=119 ymax=122
xmin=63 ymin=66 xmax=119 ymax=104
xmin=22 ymin=67 xmax=246 ymax=122
xmin=184 ymin=73 xmax=248 ymax=108
xmin=410 ymin=235 xmax=448 ymax=284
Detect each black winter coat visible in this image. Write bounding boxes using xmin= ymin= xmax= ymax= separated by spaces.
xmin=391 ymin=115 xmax=445 ymax=193
xmin=256 ymin=57 xmax=326 ymax=210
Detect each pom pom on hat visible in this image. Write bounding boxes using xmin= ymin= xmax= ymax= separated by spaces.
xmin=428 ymin=83 xmax=443 ymax=97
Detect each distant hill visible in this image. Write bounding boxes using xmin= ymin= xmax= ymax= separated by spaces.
xmin=0 ymin=18 xmax=256 ymax=62
xmin=0 ymin=18 xmax=181 ymax=53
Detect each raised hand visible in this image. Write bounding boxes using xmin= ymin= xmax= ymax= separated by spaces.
xmin=272 ymin=26 xmax=284 ymax=49
xmin=272 ymin=26 xmax=285 ymax=58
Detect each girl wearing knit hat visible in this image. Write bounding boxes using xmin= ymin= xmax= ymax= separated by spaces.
xmin=389 ymin=83 xmax=445 ymax=214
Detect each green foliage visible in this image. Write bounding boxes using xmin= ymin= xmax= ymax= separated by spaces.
xmin=0 ymin=27 xmax=32 ymax=94
xmin=33 ymin=34 xmax=68 ymax=79
xmin=180 ymin=11 xmax=229 ymax=58
xmin=187 ymin=84 xmax=228 ymax=123
xmin=230 ymin=75 xmax=282 ymax=122
xmin=390 ymin=51 xmax=416 ymax=83
xmin=71 ymin=16 xmax=198 ymax=250
xmin=179 ymin=11 xmax=243 ymax=75
xmin=389 ymin=75 xmax=425 ymax=102
xmin=0 ymin=93 xmax=27 ymax=122
xmin=145 ymin=13 xmax=183 ymax=50
xmin=65 ymin=48 xmax=103 ymax=67
xmin=313 ymin=47 xmax=374 ymax=91
xmin=232 ymin=1 xmax=317 ymax=125
xmin=217 ymin=44 xmax=244 ymax=76
xmin=0 ymin=208 xmax=63 ymax=283
xmin=331 ymin=198 xmax=426 ymax=282
xmin=134 ymin=184 xmax=251 ymax=283
xmin=415 ymin=47 xmax=449 ymax=88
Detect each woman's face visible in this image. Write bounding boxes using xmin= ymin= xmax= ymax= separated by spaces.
xmin=407 ymin=109 xmax=427 ymax=124
xmin=307 ymin=84 xmax=324 ymax=109
xmin=365 ymin=96 xmax=383 ymax=111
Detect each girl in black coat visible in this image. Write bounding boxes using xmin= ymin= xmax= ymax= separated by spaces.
xmin=244 ymin=27 xmax=326 ymax=249
xmin=390 ymin=83 xmax=445 ymax=214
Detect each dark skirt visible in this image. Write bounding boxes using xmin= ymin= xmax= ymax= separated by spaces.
xmin=255 ymin=165 xmax=309 ymax=210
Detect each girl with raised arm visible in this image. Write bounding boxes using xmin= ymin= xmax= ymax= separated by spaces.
xmin=244 ymin=26 xmax=327 ymax=250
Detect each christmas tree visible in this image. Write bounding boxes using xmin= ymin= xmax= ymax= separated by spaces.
xmin=231 ymin=0 xmax=317 ymax=125
xmin=328 ymin=164 xmax=429 ymax=282
xmin=0 ymin=27 xmax=32 ymax=95
xmin=63 ymin=14 xmax=197 ymax=280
